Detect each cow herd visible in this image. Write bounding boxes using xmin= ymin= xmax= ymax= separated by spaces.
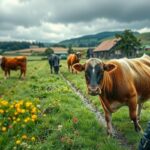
xmin=0 ymin=53 xmax=150 ymax=137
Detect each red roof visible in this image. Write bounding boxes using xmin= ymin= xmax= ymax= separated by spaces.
xmin=94 ymin=38 xmax=120 ymax=52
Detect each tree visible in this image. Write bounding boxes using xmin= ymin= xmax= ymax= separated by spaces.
xmin=44 ymin=47 xmax=54 ymax=56
xmin=67 ymin=45 xmax=74 ymax=54
xmin=115 ymin=30 xmax=141 ymax=57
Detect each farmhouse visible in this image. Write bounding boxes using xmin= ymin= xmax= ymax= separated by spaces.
xmin=93 ymin=38 xmax=121 ymax=58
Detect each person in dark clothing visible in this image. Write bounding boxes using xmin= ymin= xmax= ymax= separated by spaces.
xmin=139 ymin=121 xmax=150 ymax=150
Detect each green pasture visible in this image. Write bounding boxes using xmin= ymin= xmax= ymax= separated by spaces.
xmin=0 ymin=59 xmax=126 ymax=150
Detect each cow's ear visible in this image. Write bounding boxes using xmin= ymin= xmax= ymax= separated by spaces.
xmin=103 ymin=63 xmax=117 ymax=73
xmin=73 ymin=63 xmax=85 ymax=72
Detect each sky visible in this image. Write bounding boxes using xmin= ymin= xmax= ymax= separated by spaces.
xmin=1 ymin=0 xmax=150 ymax=42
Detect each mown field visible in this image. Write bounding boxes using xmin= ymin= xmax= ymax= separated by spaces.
xmin=0 ymin=58 xmax=127 ymax=150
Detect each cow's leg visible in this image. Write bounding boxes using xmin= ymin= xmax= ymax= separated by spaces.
xmin=137 ymin=103 xmax=143 ymax=121
xmin=99 ymin=97 xmax=113 ymax=135
xmin=50 ymin=65 xmax=53 ymax=74
xmin=8 ymin=70 xmax=10 ymax=78
xmin=20 ymin=69 xmax=26 ymax=79
xmin=129 ymin=96 xmax=142 ymax=132
xmin=68 ymin=64 xmax=70 ymax=72
xmin=71 ymin=65 xmax=74 ymax=73
xmin=4 ymin=70 xmax=8 ymax=79
xmin=105 ymin=111 xmax=112 ymax=135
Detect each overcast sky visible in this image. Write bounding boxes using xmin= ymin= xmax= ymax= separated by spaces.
xmin=1 ymin=0 xmax=150 ymax=42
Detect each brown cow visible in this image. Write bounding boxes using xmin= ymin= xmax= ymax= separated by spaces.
xmin=73 ymin=54 xmax=150 ymax=135
xmin=67 ymin=52 xmax=81 ymax=73
xmin=0 ymin=56 xmax=27 ymax=79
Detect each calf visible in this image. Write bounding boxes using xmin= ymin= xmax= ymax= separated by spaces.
xmin=73 ymin=55 xmax=150 ymax=135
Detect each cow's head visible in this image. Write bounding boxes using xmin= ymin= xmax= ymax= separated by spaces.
xmin=73 ymin=58 xmax=117 ymax=96
xmin=75 ymin=52 xmax=81 ymax=60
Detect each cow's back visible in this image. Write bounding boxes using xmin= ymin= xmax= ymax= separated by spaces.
xmin=67 ymin=54 xmax=79 ymax=66
xmin=1 ymin=56 xmax=27 ymax=70
xmin=113 ymin=55 xmax=150 ymax=101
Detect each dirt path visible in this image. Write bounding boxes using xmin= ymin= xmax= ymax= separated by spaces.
xmin=61 ymin=73 xmax=135 ymax=150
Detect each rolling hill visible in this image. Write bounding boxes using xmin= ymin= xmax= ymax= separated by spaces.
xmin=137 ymin=32 xmax=150 ymax=45
xmin=59 ymin=31 xmax=123 ymax=47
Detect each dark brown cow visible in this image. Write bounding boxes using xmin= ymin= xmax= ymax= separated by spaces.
xmin=67 ymin=52 xmax=81 ymax=73
xmin=0 ymin=56 xmax=27 ymax=79
xmin=73 ymin=54 xmax=150 ymax=135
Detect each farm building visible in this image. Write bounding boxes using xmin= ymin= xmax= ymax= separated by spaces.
xmin=94 ymin=38 xmax=121 ymax=58
xmin=144 ymin=45 xmax=150 ymax=51
xmin=51 ymin=47 xmax=68 ymax=59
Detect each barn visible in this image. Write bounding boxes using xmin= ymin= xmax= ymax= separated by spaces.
xmin=93 ymin=38 xmax=121 ymax=59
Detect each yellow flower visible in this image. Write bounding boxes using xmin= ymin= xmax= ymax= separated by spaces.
xmin=24 ymin=117 xmax=30 ymax=123
xmin=25 ymin=102 xmax=32 ymax=108
xmin=17 ymin=118 xmax=20 ymax=122
xmin=14 ymin=112 xmax=18 ymax=115
xmin=16 ymin=108 xmax=22 ymax=113
xmin=15 ymin=103 xmax=20 ymax=108
xmin=13 ymin=121 xmax=17 ymax=124
xmin=31 ymin=107 xmax=36 ymax=113
xmin=2 ymin=127 xmax=7 ymax=132
xmin=18 ymin=100 xmax=23 ymax=105
xmin=31 ymin=115 xmax=37 ymax=120
xmin=21 ymin=109 xmax=25 ymax=113
xmin=22 ymin=134 xmax=27 ymax=139
xmin=16 ymin=140 xmax=21 ymax=145
xmin=1 ymin=100 xmax=8 ymax=106
xmin=31 ymin=137 xmax=36 ymax=142
xmin=0 ymin=109 xmax=4 ymax=114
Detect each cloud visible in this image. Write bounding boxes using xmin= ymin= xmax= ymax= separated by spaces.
xmin=0 ymin=0 xmax=150 ymax=42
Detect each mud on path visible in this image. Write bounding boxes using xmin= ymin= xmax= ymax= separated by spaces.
xmin=61 ymin=73 xmax=135 ymax=150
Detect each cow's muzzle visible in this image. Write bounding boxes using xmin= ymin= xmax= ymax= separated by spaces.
xmin=88 ymin=86 xmax=101 ymax=96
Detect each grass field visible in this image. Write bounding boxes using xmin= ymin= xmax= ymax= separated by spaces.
xmin=0 ymin=57 xmax=150 ymax=149
xmin=0 ymin=58 xmax=126 ymax=150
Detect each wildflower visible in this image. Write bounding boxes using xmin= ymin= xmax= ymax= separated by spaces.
xmin=17 ymin=118 xmax=20 ymax=122
xmin=57 ymin=125 xmax=63 ymax=131
xmin=16 ymin=108 xmax=22 ymax=113
xmin=8 ymin=125 xmax=13 ymax=129
xmin=31 ymin=136 xmax=35 ymax=142
xmin=43 ymin=114 xmax=46 ymax=117
xmin=0 ymin=109 xmax=4 ymax=114
xmin=22 ymin=134 xmax=27 ymax=140
xmin=25 ymin=102 xmax=32 ymax=108
xmin=1 ymin=127 xmax=7 ymax=132
xmin=1 ymin=100 xmax=8 ymax=106
xmin=16 ymin=140 xmax=21 ymax=145
xmin=72 ymin=117 xmax=78 ymax=124
xmin=31 ymin=115 xmax=37 ymax=120
xmin=21 ymin=109 xmax=25 ymax=113
xmin=31 ymin=107 xmax=36 ymax=113
xmin=24 ymin=117 xmax=30 ymax=123
xmin=14 ymin=112 xmax=18 ymax=115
